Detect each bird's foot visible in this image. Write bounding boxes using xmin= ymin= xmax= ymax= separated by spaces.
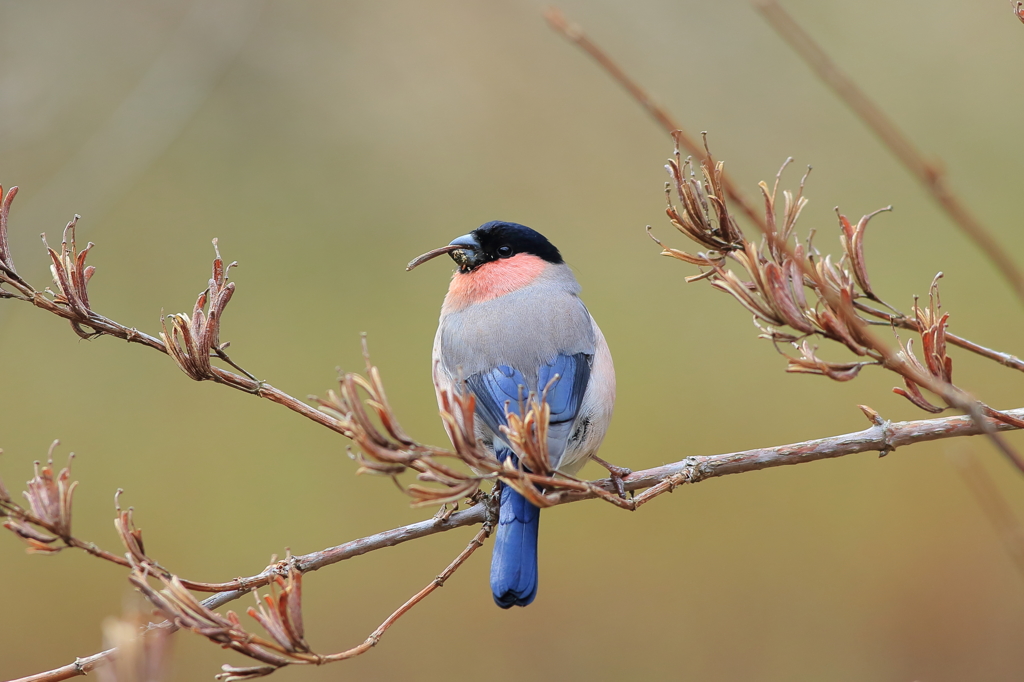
xmin=591 ymin=454 xmax=632 ymax=498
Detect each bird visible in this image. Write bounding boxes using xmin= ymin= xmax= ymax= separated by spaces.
xmin=407 ymin=220 xmax=616 ymax=608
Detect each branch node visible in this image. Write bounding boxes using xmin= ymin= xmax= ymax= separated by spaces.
xmin=857 ymin=405 xmax=897 ymax=457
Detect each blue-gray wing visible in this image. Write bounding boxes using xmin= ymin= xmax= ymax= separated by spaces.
xmin=465 ymin=353 xmax=591 ymax=469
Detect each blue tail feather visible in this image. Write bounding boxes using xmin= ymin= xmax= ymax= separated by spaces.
xmin=490 ymin=483 xmax=540 ymax=608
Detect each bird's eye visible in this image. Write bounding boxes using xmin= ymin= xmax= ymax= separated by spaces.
xmin=497 ymin=245 xmax=513 ymax=258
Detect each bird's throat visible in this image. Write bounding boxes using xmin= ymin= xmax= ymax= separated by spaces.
xmin=442 ymin=254 xmax=547 ymax=313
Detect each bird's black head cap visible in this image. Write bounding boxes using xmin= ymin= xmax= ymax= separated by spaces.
xmin=405 ymin=221 xmax=564 ymax=273
xmin=469 ymin=221 xmax=563 ymax=266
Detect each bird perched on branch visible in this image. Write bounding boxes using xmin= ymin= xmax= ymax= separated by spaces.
xmin=408 ymin=221 xmax=617 ymax=608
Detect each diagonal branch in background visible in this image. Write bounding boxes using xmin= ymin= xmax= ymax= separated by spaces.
xmin=13 ymin=403 xmax=1024 ymax=682
xmin=949 ymin=448 xmax=1024 ymax=580
xmin=543 ymin=3 xmax=1024 ymax=412
xmin=543 ymin=8 xmax=768 ymax=233
xmin=542 ymin=8 xmax=1024 ymax=371
xmin=755 ymin=0 xmax=1024 ymax=306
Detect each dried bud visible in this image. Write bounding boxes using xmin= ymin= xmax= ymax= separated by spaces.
xmin=129 ymin=566 xmax=295 ymax=669
xmin=3 ymin=441 xmax=78 ymax=552
xmin=500 ymin=395 xmax=554 ymax=478
xmin=914 ymin=274 xmax=953 ymax=383
xmin=114 ymin=490 xmax=151 ymax=565
xmin=42 ymin=217 xmax=98 ymax=337
xmin=161 ymin=240 xmax=238 ymax=382
xmin=891 ymin=277 xmax=952 ymax=413
xmin=433 ymin=366 xmax=489 ymax=469
xmin=246 ymin=563 xmax=308 ymax=654
xmin=317 ymin=341 xmax=493 ymax=510
xmin=317 ymin=372 xmax=419 ymax=468
xmin=661 ymin=134 xmax=745 ymax=257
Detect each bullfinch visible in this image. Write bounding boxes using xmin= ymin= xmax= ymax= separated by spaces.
xmin=408 ymin=221 xmax=616 ymax=608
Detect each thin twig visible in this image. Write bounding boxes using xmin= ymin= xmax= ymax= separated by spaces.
xmin=15 ymin=404 xmax=1024 ymax=682
xmin=317 ymin=522 xmax=492 ymax=663
xmin=853 ymin=301 xmax=1024 ymax=373
xmin=755 ymin=0 xmax=1024 ymax=306
xmin=9 ymin=293 xmax=350 ymax=435
xmin=543 ymin=7 xmax=768 ymax=233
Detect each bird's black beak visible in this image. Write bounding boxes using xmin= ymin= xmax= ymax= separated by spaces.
xmin=406 ymin=233 xmax=482 ymax=272
xmin=445 ymin=233 xmax=483 ymax=271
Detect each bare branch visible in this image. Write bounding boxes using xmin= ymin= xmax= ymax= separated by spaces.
xmin=853 ymin=300 xmax=1024 ymax=373
xmin=15 ymin=404 xmax=1024 ymax=681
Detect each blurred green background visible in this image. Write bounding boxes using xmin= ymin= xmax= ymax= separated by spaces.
xmin=2 ymin=1 xmax=1024 ymax=680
